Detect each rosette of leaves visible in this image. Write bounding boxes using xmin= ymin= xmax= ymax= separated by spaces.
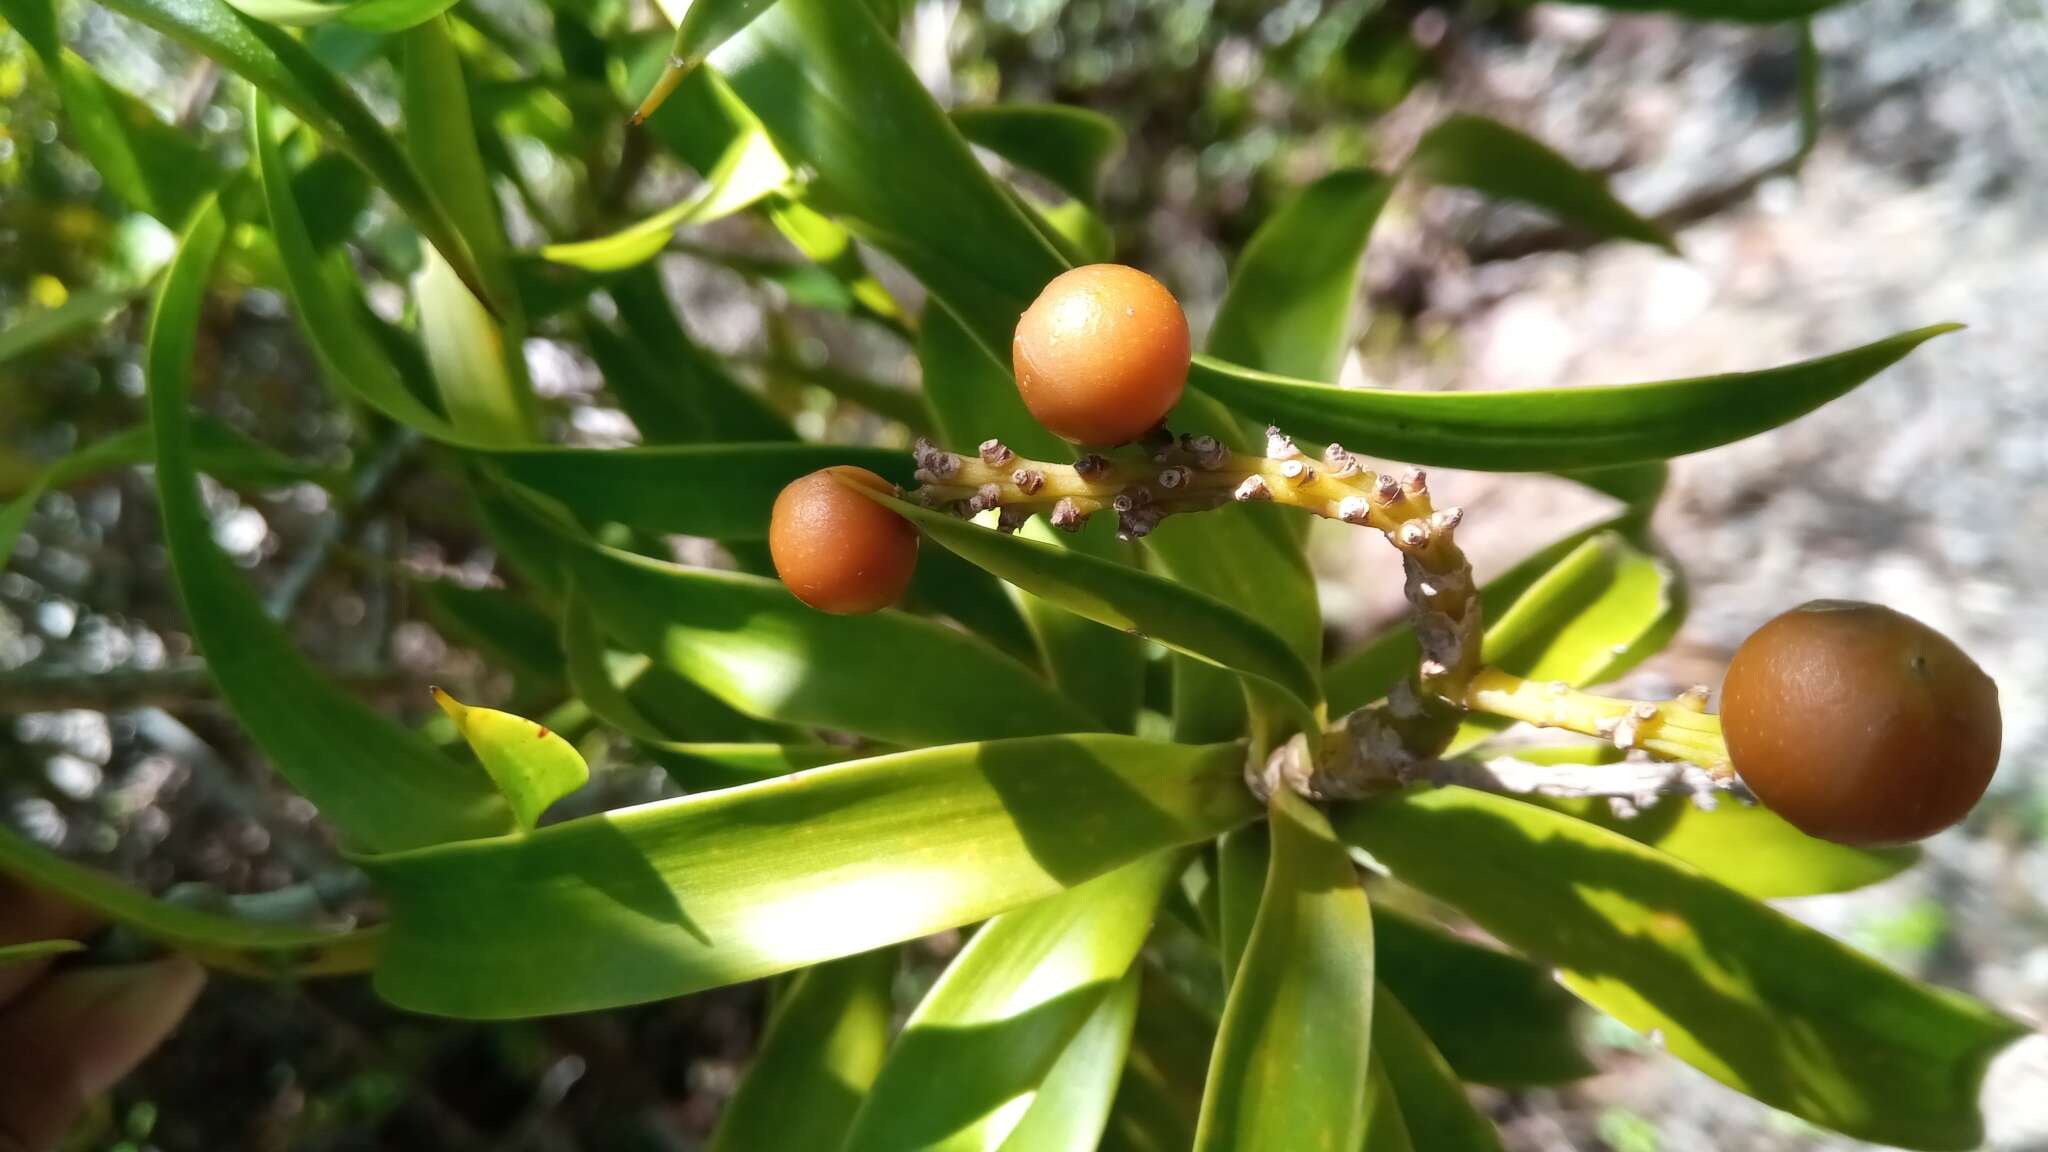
xmin=0 ymin=0 xmax=2024 ymax=1149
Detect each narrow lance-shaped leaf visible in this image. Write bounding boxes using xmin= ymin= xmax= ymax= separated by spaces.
xmin=870 ymin=490 xmax=1325 ymax=731
xmin=1338 ymin=787 xmax=2028 ymax=1150
xmin=1372 ymin=988 xmax=1507 ymax=1151
xmin=0 ymin=287 xmax=144 ymax=368
xmin=709 ymin=948 xmax=897 ymax=1152
xmin=1195 ymin=790 xmax=1375 ymax=1152
xmin=951 ymin=103 xmax=1124 ymax=207
xmin=539 ymin=124 xmax=790 ymax=272
xmin=147 ymin=198 xmax=511 ymax=853
xmin=404 ymin=16 xmax=532 ymax=444
xmin=359 ymin=735 xmax=1259 ymax=1018
xmin=223 ymin=0 xmax=464 ymax=31
xmin=432 ymin=690 xmax=590 ymax=831
xmin=1375 ymin=906 xmax=1594 ymax=1087
xmin=918 ymin=306 xmax=1146 ymax=732
xmin=1191 ymin=325 xmax=1959 ymax=472
xmin=535 ymin=497 xmax=1100 ymax=746
xmin=0 ymin=824 xmax=379 ymax=977
xmin=0 ymin=940 xmax=86 ymax=967
xmin=843 ymin=852 xmax=1178 ymax=1152
xmin=94 ymin=0 xmax=494 ymax=306
xmin=711 ymin=0 xmax=1066 ymax=360
xmin=252 ymin=92 xmax=460 ymax=439
xmin=482 ymin=443 xmax=908 ymax=541
xmin=998 ymin=966 xmax=1144 ymax=1152
xmin=1406 ymin=115 xmax=1676 ymax=254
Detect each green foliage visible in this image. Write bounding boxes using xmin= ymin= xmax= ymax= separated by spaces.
xmin=3 ymin=1 xmax=2017 ymax=1148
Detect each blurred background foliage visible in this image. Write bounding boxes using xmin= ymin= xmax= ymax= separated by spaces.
xmin=2 ymin=0 xmax=2046 ymax=1148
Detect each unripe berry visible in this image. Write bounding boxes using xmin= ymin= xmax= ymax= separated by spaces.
xmin=769 ymin=467 xmax=918 ymax=615
xmin=1012 ymin=264 xmax=1190 ymax=445
xmin=1721 ymin=600 xmax=2001 ymax=846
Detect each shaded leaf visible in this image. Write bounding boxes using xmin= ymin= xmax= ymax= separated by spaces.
xmin=1406 ymin=115 xmax=1675 ymax=254
xmin=1207 ymin=168 xmax=1391 ymax=384
xmin=539 ymin=126 xmax=789 ymax=272
xmin=403 ymin=17 xmax=532 ymax=444
xmin=0 ymin=939 xmax=85 ymax=966
xmin=1375 ymin=907 xmax=1593 ymax=1087
xmin=1528 ymin=785 xmax=1917 ymax=901
xmin=360 ymin=735 xmax=1259 ymax=1017
xmin=1195 ymin=790 xmax=1374 ymax=1152
xmin=0 ymin=825 xmax=378 ymax=977
xmin=999 ymin=967 xmax=1143 ymax=1152
xmin=844 ymin=853 xmax=1175 ymax=1151
xmin=484 ymin=443 xmax=907 ymax=541
xmin=709 ymin=948 xmax=897 ymax=1152
xmin=1518 ymin=0 xmax=1844 ymax=21
xmin=951 ymin=103 xmax=1123 ymax=206
xmin=148 ymin=198 xmax=511 ymax=852
xmin=0 ymin=287 xmax=143 ymax=367
xmin=543 ymin=507 xmax=1100 ymax=745
xmin=872 ymin=491 xmax=1325 ymax=727
xmin=252 ymin=92 xmax=458 ymax=437
xmin=1190 ymin=325 xmax=1959 ymax=472
xmin=1338 ymin=787 xmax=2026 ymax=1150
xmin=98 ymin=0 xmax=494 ymax=305
xmin=713 ymin=0 xmax=1065 ymax=360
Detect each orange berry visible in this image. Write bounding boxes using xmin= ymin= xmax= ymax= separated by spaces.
xmin=769 ymin=467 xmax=918 ymax=615
xmin=1721 ymin=600 xmax=2001 ymax=845
xmin=1012 ymin=263 xmax=1190 ymax=445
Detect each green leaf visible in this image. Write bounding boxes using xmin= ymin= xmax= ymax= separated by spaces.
xmin=1191 ymin=325 xmax=1959 ymax=472
xmin=1207 ymin=168 xmax=1392 ymax=384
xmin=1101 ymin=965 xmax=1213 ymax=1152
xmin=148 ymin=198 xmax=511 ymax=853
xmin=0 ymin=286 xmax=143 ymax=367
xmin=1529 ymin=788 xmax=1917 ymax=901
xmin=713 ymin=0 xmax=1065 ymax=360
xmin=1195 ymin=790 xmax=1374 ymax=1152
xmin=844 ymin=853 xmax=1175 ymax=1152
xmin=1363 ymin=1057 xmax=1415 ymax=1152
xmin=661 ymin=0 xmax=778 ymax=73
xmin=403 ymin=16 xmax=532 ymax=445
xmin=1511 ymin=0 xmax=1844 ymax=21
xmin=998 ymin=967 xmax=1143 ymax=1152
xmin=753 ymin=357 xmax=935 ymax=435
xmin=1215 ymin=823 xmax=1267 ymax=986
xmin=1477 ymin=529 xmax=1679 ymax=689
xmin=872 ymin=491 xmax=1325 ymax=727
xmin=432 ymin=690 xmax=590 ymax=831
xmin=223 ymin=0 xmax=462 ymax=31
xmin=360 ymin=735 xmax=1258 ymax=1017
xmin=0 ymin=824 xmax=377 ymax=976
xmin=950 ymin=103 xmax=1123 ymax=206
xmin=1406 ymin=115 xmax=1675 ymax=254
xmin=97 ymin=0 xmax=494 ymax=307
xmin=51 ymin=52 xmax=220 ymax=223
xmin=539 ymin=126 xmax=789 ymax=272
xmin=915 ymin=306 xmax=1148 ymax=732
xmin=252 ymin=92 xmax=460 ymax=438
xmin=1338 ymin=787 xmax=2027 ymax=1150
xmin=545 ymin=510 xmax=1100 ymax=745
xmin=709 ymin=948 xmax=897 ymax=1152
xmin=1375 ymin=907 xmax=1593 ymax=1087
xmin=484 ymin=443 xmax=907 ymax=541
xmin=1327 ymin=516 xmax=1644 ymax=714
xmin=0 ymin=939 xmax=86 ymax=966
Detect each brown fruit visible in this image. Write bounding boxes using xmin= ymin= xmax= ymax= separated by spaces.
xmin=1012 ymin=263 xmax=1190 ymax=445
xmin=1720 ymin=600 xmax=2001 ymax=845
xmin=769 ymin=467 xmax=918 ymax=615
